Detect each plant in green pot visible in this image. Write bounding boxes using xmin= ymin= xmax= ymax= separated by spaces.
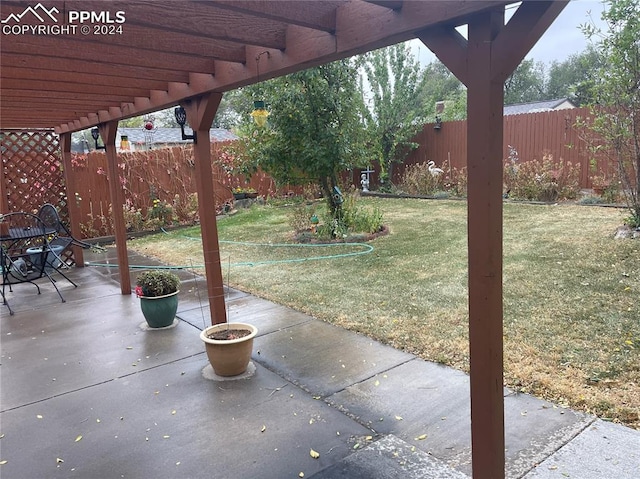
xmin=135 ymin=270 xmax=180 ymax=328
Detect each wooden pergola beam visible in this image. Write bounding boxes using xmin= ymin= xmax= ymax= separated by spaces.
xmin=419 ymin=2 xmax=568 ymax=478
xmin=59 ymin=133 xmax=85 ymax=267
xmin=98 ymin=121 xmax=131 ymax=295
xmin=181 ymin=93 xmax=227 ymax=325
xmin=46 ymin=1 xmax=509 ymax=134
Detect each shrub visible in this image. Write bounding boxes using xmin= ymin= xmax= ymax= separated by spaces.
xmin=148 ymin=197 xmax=174 ymax=226
xmin=505 ymin=151 xmax=581 ymax=202
xmin=295 ymin=192 xmax=384 ymax=240
xmin=579 ymin=195 xmax=606 ymax=205
xmin=289 ymin=203 xmax=318 ymax=232
xmin=339 ymin=193 xmax=384 ymax=234
xmin=399 ymin=161 xmax=444 ymax=196
xmin=135 ymin=270 xmax=180 ymax=297
xmin=172 ymin=193 xmax=199 ymax=224
xmin=398 ymin=160 xmax=467 ymax=197
xmin=624 ymin=211 xmax=640 ymax=229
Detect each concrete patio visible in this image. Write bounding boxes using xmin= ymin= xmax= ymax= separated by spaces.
xmin=1 ymin=248 xmax=638 ymax=478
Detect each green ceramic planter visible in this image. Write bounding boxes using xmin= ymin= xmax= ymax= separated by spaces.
xmin=140 ymin=291 xmax=179 ymax=328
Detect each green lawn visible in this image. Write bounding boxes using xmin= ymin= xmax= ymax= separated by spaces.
xmin=129 ymin=198 xmax=640 ymax=428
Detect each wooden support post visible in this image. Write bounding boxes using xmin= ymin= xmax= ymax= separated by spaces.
xmin=59 ymin=133 xmax=85 ymax=266
xmin=419 ymin=3 xmax=567 ymax=478
xmin=182 ymin=93 xmax=226 ymax=325
xmin=465 ymin=11 xmax=506 ymax=479
xmin=99 ymin=121 xmax=131 ymax=295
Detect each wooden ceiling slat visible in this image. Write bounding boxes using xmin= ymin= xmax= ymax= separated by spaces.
xmin=0 ymin=53 xmax=190 ymax=83
xmin=2 ymin=67 xmax=175 ymax=90
xmin=114 ymin=0 xmax=288 ymax=50
xmin=2 ymin=78 xmax=152 ymax=97
xmin=0 ymin=89 xmax=132 ymax=102
xmin=203 ymin=0 xmax=342 ymax=32
xmin=2 ymin=36 xmax=218 ymax=74
xmin=39 ymin=23 xmax=248 ymax=64
xmin=0 ymin=0 xmax=515 ymax=133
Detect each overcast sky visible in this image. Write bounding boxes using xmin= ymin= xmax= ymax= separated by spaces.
xmin=526 ymin=0 xmax=606 ymax=63
xmin=410 ymin=0 xmax=607 ymax=66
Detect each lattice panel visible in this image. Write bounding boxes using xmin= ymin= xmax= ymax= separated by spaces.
xmin=1 ymin=131 xmax=76 ymax=266
xmin=1 ymin=130 xmax=68 ymax=216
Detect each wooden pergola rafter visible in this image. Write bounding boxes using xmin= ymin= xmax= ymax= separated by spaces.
xmin=0 ymin=2 xmax=569 ymax=477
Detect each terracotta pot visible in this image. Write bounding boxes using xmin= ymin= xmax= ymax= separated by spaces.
xmin=200 ymin=322 xmax=257 ymax=376
xmin=139 ymin=291 xmax=179 ymax=328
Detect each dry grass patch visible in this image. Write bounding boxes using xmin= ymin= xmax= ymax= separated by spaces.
xmin=129 ymin=198 xmax=639 ymax=428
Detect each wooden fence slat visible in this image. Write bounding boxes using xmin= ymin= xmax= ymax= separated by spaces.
xmin=400 ymin=107 xmax=611 ymax=191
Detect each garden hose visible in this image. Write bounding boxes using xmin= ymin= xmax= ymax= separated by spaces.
xmin=85 ymin=229 xmax=374 ymax=269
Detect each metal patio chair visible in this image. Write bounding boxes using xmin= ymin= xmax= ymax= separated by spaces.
xmin=36 ymin=203 xmax=96 ymax=268
xmin=1 ymin=211 xmax=77 ymax=315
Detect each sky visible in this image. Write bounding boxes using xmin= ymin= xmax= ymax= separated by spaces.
xmin=409 ymin=1 xmax=607 ymax=66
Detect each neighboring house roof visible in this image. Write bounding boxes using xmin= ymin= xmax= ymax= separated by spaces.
xmin=118 ymin=127 xmax=238 ymax=145
xmin=504 ymin=98 xmax=576 ymax=116
xmin=71 ymin=127 xmax=238 ymax=153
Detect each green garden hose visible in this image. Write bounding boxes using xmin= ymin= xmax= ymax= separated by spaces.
xmin=85 ymin=230 xmax=374 ymax=269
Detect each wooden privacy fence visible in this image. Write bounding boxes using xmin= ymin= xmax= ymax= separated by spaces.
xmin=1 ymin=108 xmax=619 ymax=238
xmin=69 ymin=144 xmax=281 ymax=236
xmin=1 ymin=138 xmax=282 ymax=237
xmin=399 ymin=107 xmax=605 ymax=188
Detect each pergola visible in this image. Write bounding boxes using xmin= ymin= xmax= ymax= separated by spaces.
xmin=0 ymin=1 xmax=568 ymax=477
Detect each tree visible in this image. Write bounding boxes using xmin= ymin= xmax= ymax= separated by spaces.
xmin=546 ymin=48 xmax=604 ymax=106
xmin=582 ymin=0 xmax=640 ymax=227
xmin=420 ymin=61 xmax=467 ymax=120
xmin=252 ymin=60 xmax=369 ymax=217
xmin=360 ymin=44 xmax=428 ymax=185
xmin=504 ymin=59 xmax=546 ymax=104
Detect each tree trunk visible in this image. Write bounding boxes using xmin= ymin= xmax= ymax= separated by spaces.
xmin=320 ymin=175 xmax=343 ymax=234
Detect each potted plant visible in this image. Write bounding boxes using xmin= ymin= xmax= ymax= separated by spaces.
xmin=232 ymin=187 xmax=246 ymax=200
xmin=232 ymin=186 xmax=258 ymax=200
xmin=135 ymin=270 xmax=180 ymax=328
xmin=200 ymin=322 xmax=258 ymax=377
xmin=243 ymin=187 xmax=258 ymax=199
